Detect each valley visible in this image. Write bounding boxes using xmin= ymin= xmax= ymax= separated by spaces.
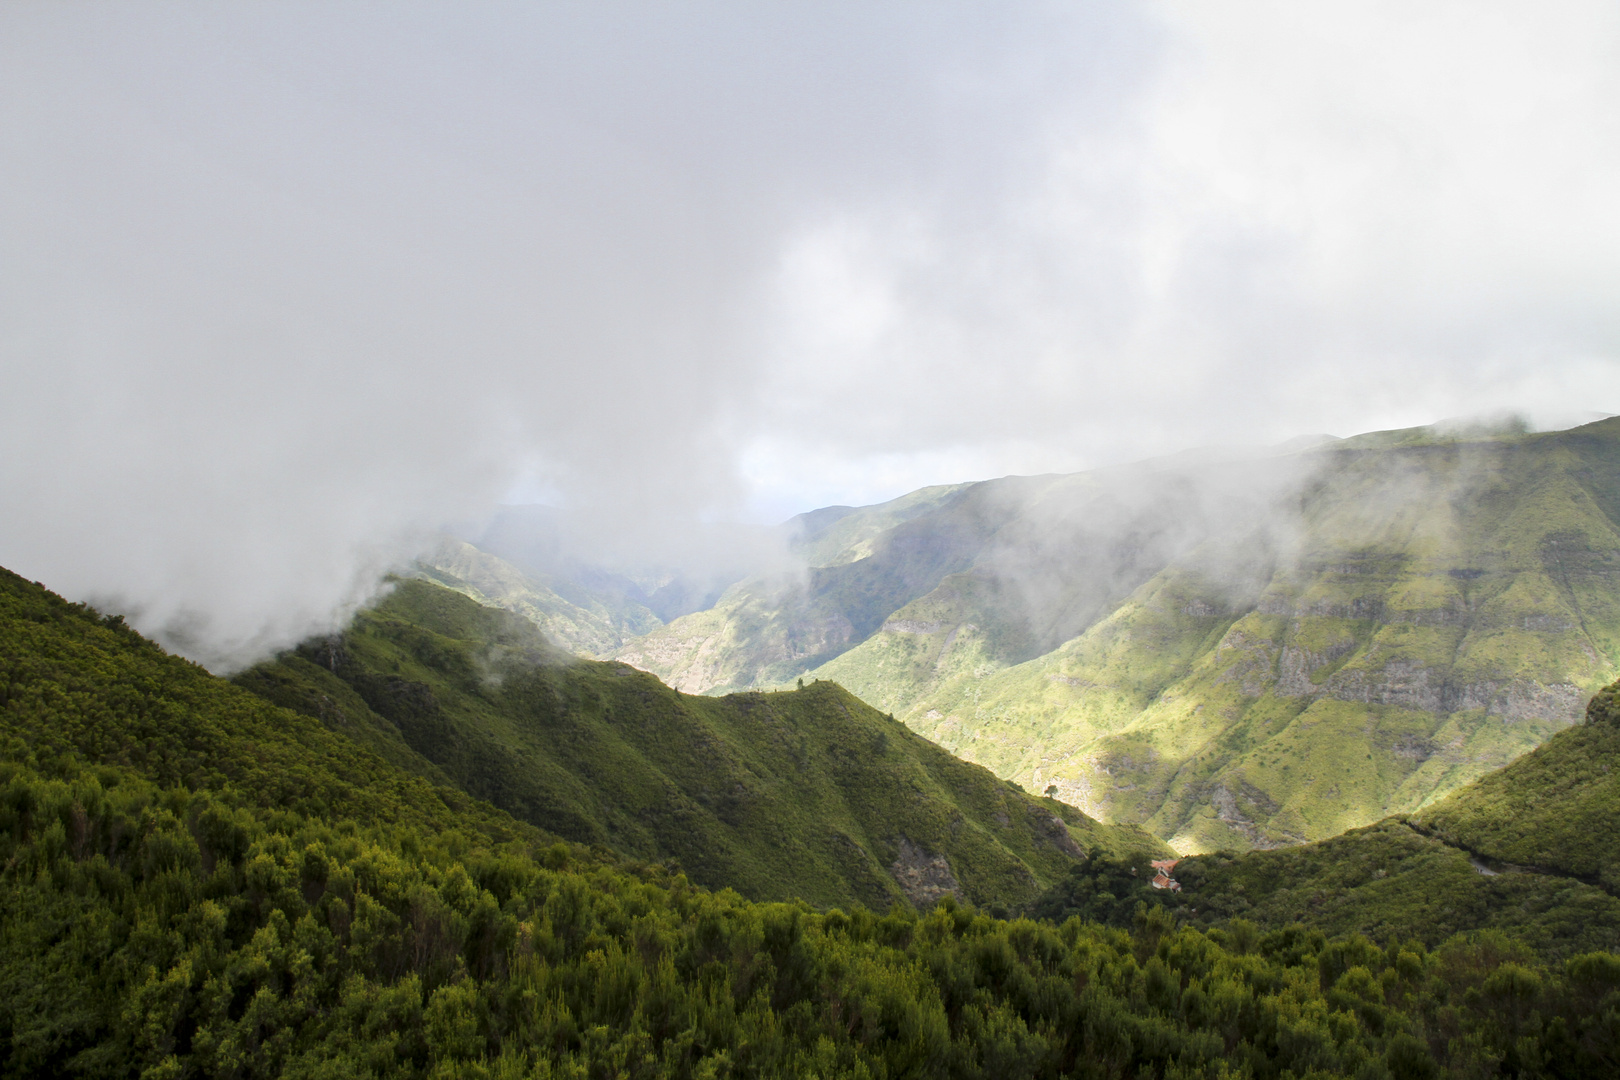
xmin=440 ymin=417 xmax=1620 ymax=855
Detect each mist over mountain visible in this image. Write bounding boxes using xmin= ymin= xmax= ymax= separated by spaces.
xmin=436 ymin=418 xmax=1620 ymax=857
xmin=473 ymin=505 xmax=789 ymax=626
xmin=7 ymin=6 xmax=1620 ymax=1074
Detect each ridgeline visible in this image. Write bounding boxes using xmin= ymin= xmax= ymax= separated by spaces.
xmin=234 ymin=578 xmax=1163 ymax=912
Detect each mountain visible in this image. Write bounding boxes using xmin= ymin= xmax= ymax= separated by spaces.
xmin=475 ymin=503 xmax=759 ymax=624
xmin=234 ymin=577 xmax=1167 ymax=911
xmin=415 ymin=538 xmax=661 ymax=656
xmin=608 ymin=418 xmax=1620 ymax=853
xmin=0 ymin=566 xmax=534 ymax=847
xmin=1044 ymin=676 xmax=1620 ymax=961
xmin=7 ymin=563 xmax=1620 ymax=1078
xmin=610 ymin=482 xmax=974 ymax=692
xmin=1414 ymin=679 xmax=1620 ymax=889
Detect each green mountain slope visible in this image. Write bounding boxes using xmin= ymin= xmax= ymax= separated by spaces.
xmin=891 ymin=421 xmax=1620 ymax=852
xmin=9 ymin=563 xmax=1620 ymax=1078
xmin=789 ymin=482 xmax=975 ymax=568
xmin=1035 ymin=677 xmax=1620 ymax=960
xmin=602 ymin=421 xmax=1620 ymax=855
xmin=434 ymin=488 xmax=985 ymax=679
xmin=608 ymin=482 xmax=985 ymax=693
xmin=237 ymin=578 xmax=1167 ymax=911
xmin=606 ymin=574 xmax=859 ymax=693
xmin=743 ymin=419 xmax=1616 ymax=854
xmin=0 ymin=566 xmax=533 ymax=846
xmin=1412 ymin=680 xmax=1620 ymax=889
xmin=610 ymin=465 xmax=1233 ymax=695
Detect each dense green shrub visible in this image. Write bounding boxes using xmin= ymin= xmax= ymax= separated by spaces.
xmin=8 ymin=759 xmax=1620 ymax=1078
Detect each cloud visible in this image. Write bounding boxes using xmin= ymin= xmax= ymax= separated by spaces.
xmin=751 ymin=0 xmax=1620 ymax=489
xmin=0 ymin=1 xmax=1614 ymax=667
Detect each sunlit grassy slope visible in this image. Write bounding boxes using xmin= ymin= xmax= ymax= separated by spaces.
xmin=604 ymin=418 xmax=1620 ymax=854
xmin=872 ymin=421 xmax=1620 ymax=852
xmin=238 ymin=579 xmax=1167 ymax=911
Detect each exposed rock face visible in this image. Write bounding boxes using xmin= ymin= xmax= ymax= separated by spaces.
xmin=1034 ymin=814 xmax=1086 ymax=858
xmin=1211 ymin=784 xmax=1294 ymax=850
xmin=890 ymin=837 xmax=960 ymax=907
xmin=1274 ymin=637 xmax=1356 ymax=697
xmin=1214 ymin=629 xmax=1278 ymax=696
xmin=1322 ymin=663 xmax=1584 ymax=723
xmin=1157 ymin=611 xmax=1592 ymax=729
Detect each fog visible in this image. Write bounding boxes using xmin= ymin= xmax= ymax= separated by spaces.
xmin=1 ymin=2 xmax=1616 ymax=668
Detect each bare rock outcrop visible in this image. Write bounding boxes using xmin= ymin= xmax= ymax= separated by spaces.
xmin=890 ymin=837 xmax=960 ymax=907
xmin=1211 ymin=783 xmax=1292 ymax=850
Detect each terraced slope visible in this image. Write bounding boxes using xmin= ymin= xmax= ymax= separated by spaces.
xmin=238 ymin=579 xmax=1167 ymax=911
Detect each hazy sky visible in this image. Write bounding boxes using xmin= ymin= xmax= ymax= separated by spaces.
xmin=2 ymin=1 xmax=1618 ymax=666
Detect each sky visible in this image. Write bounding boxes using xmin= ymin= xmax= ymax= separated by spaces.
xmin=2 ymin=1 xmax=1618 ymax=667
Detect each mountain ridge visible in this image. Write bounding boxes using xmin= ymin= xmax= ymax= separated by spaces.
xmin=235 ymin=577 xmax=1170 ymax=912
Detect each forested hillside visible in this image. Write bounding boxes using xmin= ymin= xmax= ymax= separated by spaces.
xmin=8 ymin=563 xmax=1620 ymax=1078
xmin=1414 ymin=682 xmax=1620 ymax=890
xmin=234 ymin=579 xmax=1161 ymax=913
xmin=0 ymin=570 xmax=533 ymax=847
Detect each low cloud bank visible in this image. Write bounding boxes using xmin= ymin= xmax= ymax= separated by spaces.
xmin=1 ymin=3 xmax=1615 ymax=669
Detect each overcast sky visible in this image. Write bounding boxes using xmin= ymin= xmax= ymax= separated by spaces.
xmin=2 ymin=1 xmax=1618 ymax=666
